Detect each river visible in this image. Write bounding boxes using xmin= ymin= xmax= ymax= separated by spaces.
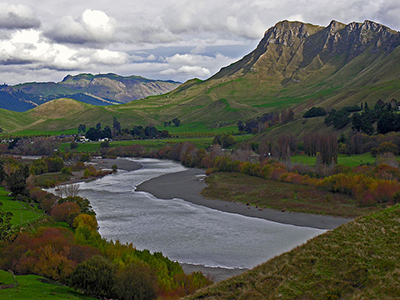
xmin=75 ymin=158 xmax=325 ymax=270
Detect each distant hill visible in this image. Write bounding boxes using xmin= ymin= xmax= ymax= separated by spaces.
xmin=0 ymin=73 xmax=181 ymax=112
xmin=2 ymin=20 xmax=400 ymax=134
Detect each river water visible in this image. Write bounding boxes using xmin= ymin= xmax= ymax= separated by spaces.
xmin=76 ymin=158 xmax=325 ymax=270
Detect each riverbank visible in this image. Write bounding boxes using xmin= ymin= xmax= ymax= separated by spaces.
xmin=136 ymin=168 xmax=352 ymax=230
xmin=136 ymin=167 xmax=352 ymax=282
xmin=181 ymin=264 xmax=248 ymax=283
xmin=62 ymin=158 xmax=143 ymax=185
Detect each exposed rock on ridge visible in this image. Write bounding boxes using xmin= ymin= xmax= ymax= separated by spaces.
xmin=212 ymin=20 xmax=400 ymax=81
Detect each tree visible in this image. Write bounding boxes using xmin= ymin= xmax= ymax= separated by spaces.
xmin=0 ymin=159 xmax=5 ymax=183
xmin=86 ymin=127 xmax=101 ymax=141
xmin=303 ymin=107 xmax=326 ymax=118
xmin=213 ymin=134 xmax=235 ymax=148
xmin=320 ymin=133 xmax=338 ymax=165
xmin=112 ymin=117 xmax=121 ymax=136
xmin=114 ymin=261 xmax=158 ymax=300
xmin=172 ymin=118 xmax=181 ymax=127
xmin=349 ymin=132 xmax=363 ymax=155
xmin=5 ymin=165 xmax=30 ymax=197
xmin=96 ymin=122 xmax=101 ymax=130
xmin=78 ymin=124 xmax=86 ymax=134
xmin=0 ymin=206 xmax=13 ymax=241
xmin=70 ymin=256 xmax=116 ymax=298
xmin=377 ymin=112 xmax=395 ymax=134
xmin=237 ymin=120 xmax=245 ymax=132
xmin=377 ymin=141 xmax=399 ymax=155
xmin=351 ymin=113 xmax=362 ymax=132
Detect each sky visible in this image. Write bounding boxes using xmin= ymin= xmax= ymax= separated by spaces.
xmin=0 ymin=0 xmax=399 ymax=85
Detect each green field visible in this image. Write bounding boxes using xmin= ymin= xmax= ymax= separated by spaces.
xmin=8 ymin=129 xmax=78 ymax=137
xmin=0 ymin=188 xmax=43 ymax=227
xmin=0 ymin=270 xmax=95 ymax=300
xmin=62 ymin=134 xmax=251 ymax=153
xmin=156 ymin=122 xmax=238 ymax=135
xmin=291 ymin=153 xmax=377 ymax=166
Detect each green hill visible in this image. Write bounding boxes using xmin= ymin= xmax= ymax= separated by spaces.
xmin=184 ymin=205 xmax=400 ymax=299
xmin=2 ymin=20 xmax=400 ymax=135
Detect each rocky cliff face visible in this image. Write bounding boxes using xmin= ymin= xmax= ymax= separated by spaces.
xmin=212 ymin=20 xmax=400 ymax=80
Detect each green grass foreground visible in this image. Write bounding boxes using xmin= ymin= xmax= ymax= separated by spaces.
xmin=0 ymin=270 xmax=96 ymax=300
xmin=202 ymin=172 xmax=377 ymax=218
xmin=185 ymin=204 xmax=400 ymax=299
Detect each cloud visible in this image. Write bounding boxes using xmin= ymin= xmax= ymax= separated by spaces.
xmin=160 ymin=66 xmax=211 ymax=78
xmin=46 ymin=9 xmax=117 ymax=44
xmin=0 ymin=29 xmax=128 ymax=71
xmin=0 ymin=3 xmax=40 ymax=29
xmin=2 ymin=0 xmax=400 ymax=85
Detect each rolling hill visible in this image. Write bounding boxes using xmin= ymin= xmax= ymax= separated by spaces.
xmin=1 ymin=20 xmax=400 ymax=134
xmin=0 ymin=73 xmax=181 ymax=112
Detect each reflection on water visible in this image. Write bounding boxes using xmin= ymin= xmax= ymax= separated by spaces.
xmin=76 ymin=158 xmax=325 ymax=269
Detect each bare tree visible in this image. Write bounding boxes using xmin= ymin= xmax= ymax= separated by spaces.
xmin=56 ymin=184 xmax=80 ymax=198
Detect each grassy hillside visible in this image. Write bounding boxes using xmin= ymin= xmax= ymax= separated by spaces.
xmin=184 ymin=205 xmax=400 ymax=299
xmin=2 ymin=20 xmax=400 ymax=137
xmin=0 ymin=270 xmax=96 ymax=299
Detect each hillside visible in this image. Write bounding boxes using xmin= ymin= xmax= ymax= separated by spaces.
xmin=0 ymin=73 xmax=180 ymax=112
xmin=2 ymin=20 xmax=400 ymax=134
xmin=117 ymin=20 xmax=400 ymax=129
xmin=184 ymin=205 xmax=400 ymax=299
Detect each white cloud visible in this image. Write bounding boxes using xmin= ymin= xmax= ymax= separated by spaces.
xmin=0 ymin=3 xmax=40 ymax=29
xmin=46 ymin=9 xmax=117 ymax=44
xmin=160 ymin=66 xmax=211 ymax=78
xmin=1 ymin=0 xmax=400 ymax=85
xmin=0 ymin=28 xmax=128 ymax=71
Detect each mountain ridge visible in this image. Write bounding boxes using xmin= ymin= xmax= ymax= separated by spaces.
xmin=2 ymin=20 xmax=400 ymax=134
xmin=0 ymin=73 xmax=181 ymax=112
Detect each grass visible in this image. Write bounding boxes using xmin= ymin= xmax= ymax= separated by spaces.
xmin=185 ymin=204 xmax=400 ymax=299
xmin=9 ymin=129 xmax=78 ymax=136
xmin=0 ymin=270 xmax=96 ymax=299
xmin=62 ymin=137 xmax=217 ymax=153
xmin=292 ymin=153 xmax=378 ymax=166
xmin=156 ymin=123 xmax=238 ymax=135
xmin=0 ymin=188 xmax=44 ymax=227
xmin=202 ymin=172 xmax=377 ymax=218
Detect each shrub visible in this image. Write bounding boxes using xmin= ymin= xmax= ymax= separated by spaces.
xmin=51 ymin=202 xmax=81 ymax=222
xmin=70 ymin=256 xmax=116 ymax=298
xmin=303 ymin=107 xmax=327 ymax=118
xmin=114 ymin=261 xmax=158 ymax=300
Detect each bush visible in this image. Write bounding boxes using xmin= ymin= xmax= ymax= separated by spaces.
xmin=51 ymin=202 xmax=81 ymax=222
xmin=114 ymin=261 xmax=158 ymax=300
xmin=70 ymin=256 xmax=116 ymax=298
xmin=303 ymin=107 xmax=327 ymax=118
